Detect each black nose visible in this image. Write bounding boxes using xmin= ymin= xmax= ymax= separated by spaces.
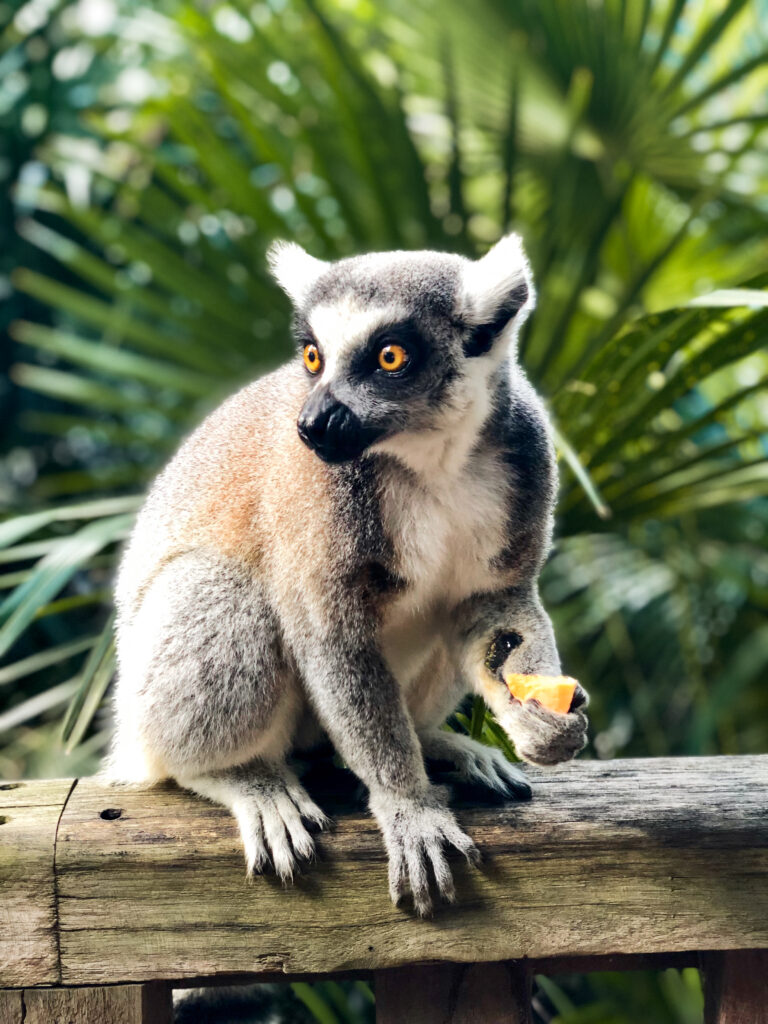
xmin=297 ymin=388 xmax=383 ymax=463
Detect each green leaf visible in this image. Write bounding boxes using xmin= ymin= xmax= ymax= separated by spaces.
xmin=552 ymin=423 xmax=612 ymax=520
xmin=291 ymin=983 xmax=342 ymax=1024
xmin=0 ymin=515 xmax=132 ymax=661
xmin=0 ymin=636 xmax=98 ymax=688
xmin=12 ymin=321 xmax=216 ymax=397
xmin=0 ymin=497 xmax=140 ymax=549
xmin=469 ymin=694 xmax=486 ymax=740
xmin=0 ymin=678 xmax=80 ymax=735
xmin=62 ymin=616 xmax=116 ymax=750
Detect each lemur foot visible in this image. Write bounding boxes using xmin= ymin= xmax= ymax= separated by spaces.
xmin=238 ymin=778 xmax=329 ymax=880
xmin=182 ymin=764 xmax=329 ymax=882
xmin=504 ymin=683 xmax=589 ymax=766
xmin=421 ymin=730 xmax=531 ymax=800
xmin=370 ymin=785 xmax=479 ymax=918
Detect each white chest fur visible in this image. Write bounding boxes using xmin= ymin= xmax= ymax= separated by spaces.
xmin=378 ymin=445 xmax=510 ymax=689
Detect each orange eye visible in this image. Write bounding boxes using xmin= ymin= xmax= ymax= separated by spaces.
xmin=303 ymin=343 xmax=322 ymax=374
xmin=378 ymin=344 xmax=409 ymax=372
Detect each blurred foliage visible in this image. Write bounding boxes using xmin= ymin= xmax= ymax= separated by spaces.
xmin=1 ymin=0 xmax=767 ymax=1020
xmin=173 ymin=979 xmax=376 ymax=1023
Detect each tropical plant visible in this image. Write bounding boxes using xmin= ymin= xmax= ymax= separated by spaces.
xmin=1 ymin=0 xmax=767 ymax=1018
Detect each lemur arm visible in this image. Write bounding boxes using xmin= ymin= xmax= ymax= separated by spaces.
xmin=286 ymin=591 xmax=478 ymax=916
xmin=453 ymin=584 xmax=588 ymax=765
xmin=444 ymin=373 xmax=587 ymax=765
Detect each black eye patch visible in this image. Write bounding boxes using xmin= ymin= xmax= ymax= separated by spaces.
xmin=349 ymin=319 xmax=429 ymax=381
xmin=463 ymin=282 xmax=529 ymax=358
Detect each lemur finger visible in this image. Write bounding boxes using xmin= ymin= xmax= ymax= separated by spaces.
xmin=404 ymin=841 xmax=433 ymax=918
xmin=273 ymin=792 xmax=316 ymax=862
xmin=259 ymin=798 xmax=298 ymax=881
xmin=495 ymin=759 xmax=533 ymax=800
xmin=285 ymin=781 xmax=330 ymax=830
xmin=388 ymin=846 xmax=408 ymax=907
xmin=523 ymin=699 xmax=584 ymax=728
xmin=425 ymin=840 xmax=456 ymax=904
xmin=440 ymin=820 xmax=480 ymax=865
xmin=570 ymin=683 xmax=589 ymax=711
xmin=232 ymin=801 xmax=269 ymax=876
xmin=466 ymin=758 xmax=510 ymax=796
xmin=483 ymin=755 xmax=517 ymax=795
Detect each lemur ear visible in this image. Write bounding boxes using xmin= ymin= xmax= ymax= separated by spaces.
xmin=267 ymin=240 xmax=329 ymax=305
xmin=459 ymin=233 xmax=535 ymax=357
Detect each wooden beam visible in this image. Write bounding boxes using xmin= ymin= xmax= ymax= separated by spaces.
xmin=23 ymin=984 xmax=172 ymax=1024
xmin=50 ymin=756 xmax=768 ymax=986
xmin=0 ymin=779 xmax=74 ymax=987
xmin=701 ymin=950 xmax=768 ymax=1023
xmin=375 ymin=963 xmax=532 ymax=1024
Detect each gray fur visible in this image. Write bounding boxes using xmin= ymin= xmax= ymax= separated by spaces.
xmin=108 ymin=235 xmax=589 ymax=917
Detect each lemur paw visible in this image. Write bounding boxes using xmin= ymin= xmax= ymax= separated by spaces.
xmin=234 ymin=778 xmax=329 ymax=882
xmin=370 ymin=786 xmax=479 ymax=918
xmin=504 ymin=688 xmax=589 ymax=766
xmin=429 ymin=733 xmax=531 ymax=800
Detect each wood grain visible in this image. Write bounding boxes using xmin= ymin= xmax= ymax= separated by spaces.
xmin=0 ymin=778 xmax=74 ymax=987
xmin=0 ymin=991 xmax=22 ymax=1024
xmin=23 ymin=983 xmax=172 ymax=1024
xmin=51 ymin=756 xmax=768 ymax=986
xmin=375 ymin=962 xmax=532 ymax=1024
xmin=701 ymin=950 xmax=768 ymax=1023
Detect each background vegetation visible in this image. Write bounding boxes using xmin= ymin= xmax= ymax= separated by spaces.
xmin=1 ymin=0 xmax=766 ymax=1020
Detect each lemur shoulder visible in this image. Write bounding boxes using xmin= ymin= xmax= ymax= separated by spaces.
xmin=108 ymin=234 xmax=588 ymax=916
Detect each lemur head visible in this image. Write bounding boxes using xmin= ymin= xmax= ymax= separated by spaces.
xmin=268 ymin=235 xmax=535 ymax=466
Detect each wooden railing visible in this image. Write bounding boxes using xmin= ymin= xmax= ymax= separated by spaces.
xmin=1 ymin=756 xmax=766 ymax=1022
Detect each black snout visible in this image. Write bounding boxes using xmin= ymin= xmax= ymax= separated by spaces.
xmin=297 ymin=388 xmax=384 ymax=463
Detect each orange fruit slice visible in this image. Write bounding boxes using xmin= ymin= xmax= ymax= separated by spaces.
xmin=503 ymin=673 xmax=578 ymax=715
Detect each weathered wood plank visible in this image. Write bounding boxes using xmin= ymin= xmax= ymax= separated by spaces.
xmin=23 ymin=983 xmax=172 ymax=1024
xmin=0 ymin=779 xmax=74 ymax=987
xmin=375 ymin=962 xmax=532 ymax=1023
xmin=53 ymin=756 xmax=768 ymax=985
xmin=0 ymin=991 xmax=23 ymax=1024
xmin=701 ymin=949 xmax=768 ymax=1023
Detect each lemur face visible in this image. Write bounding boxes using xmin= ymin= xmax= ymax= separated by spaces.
xmin=268 ymin=236 xmax=534 ymax=465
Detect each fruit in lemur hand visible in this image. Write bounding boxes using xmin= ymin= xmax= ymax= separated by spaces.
xmin=503 ymin=674 xmax=578 ymax=715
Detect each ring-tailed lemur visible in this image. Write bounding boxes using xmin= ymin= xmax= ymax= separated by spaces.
xmin=108 ymin=234 xmax=588 ymax=916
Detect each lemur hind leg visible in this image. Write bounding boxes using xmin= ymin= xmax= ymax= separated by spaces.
xmin=111 ymin=550 xmax=326 ymax=876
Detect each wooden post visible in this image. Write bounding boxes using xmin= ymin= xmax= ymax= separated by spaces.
xmin=701 ymin=950 xmax=768 ymax=1024
xmin=0 ymin=984 xmax=173 ymax=1024
xmin=0 ymin=992 xmax=23 ymax=1024
xmin=0 ymin=779 xmax=75 ymax=988
xmin=375 ymin=962 xmax=532 ymax=1024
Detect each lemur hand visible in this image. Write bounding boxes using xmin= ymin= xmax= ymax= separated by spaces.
xmin=502 ymin=683 xmax=589 ymax=766
xmin=370 ymin=785 xmax=479 ymax=917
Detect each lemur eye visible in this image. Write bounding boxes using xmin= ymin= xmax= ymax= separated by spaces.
xmin=378 ymin=344 xmax=409 ymax=372
xmin=303 ymin=343 xmax=322 ymax=374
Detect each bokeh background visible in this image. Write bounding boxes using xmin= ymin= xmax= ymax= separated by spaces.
xmin=1 ymin=0 xmax=767 ymax=1020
